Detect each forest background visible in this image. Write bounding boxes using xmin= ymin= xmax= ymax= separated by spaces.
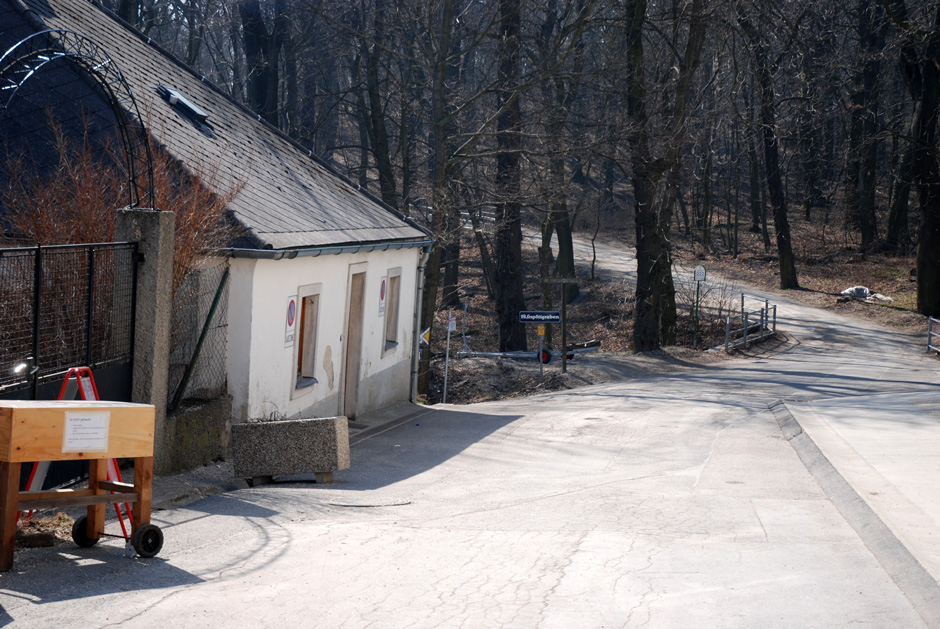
xmin=53 ymin=0 xmax=940 ymax=394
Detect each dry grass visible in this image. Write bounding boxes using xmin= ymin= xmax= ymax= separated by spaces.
xmin=15 ymin=512 xmax=74 ymax=548
xmin=671 ymin=214 xmax=924 ymax=334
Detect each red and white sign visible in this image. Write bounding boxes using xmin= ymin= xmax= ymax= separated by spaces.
xmin=285 ymin=295 xmax=297 ymax=347
xmin=378 ymin=276 xmax=387 ymax=317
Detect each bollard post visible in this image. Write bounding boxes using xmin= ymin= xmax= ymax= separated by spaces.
xmin=773 ymin=305 xmax=777 ymax=332
xmin=443 ymin=310 xmax=453 ymax=403
xmin=538 ymin=335 xmax=544 ymax=381
xmin=743 ymin=312 xmax=749 ymax=348
xmin=725 ymin=315 xmax=731 ymax=352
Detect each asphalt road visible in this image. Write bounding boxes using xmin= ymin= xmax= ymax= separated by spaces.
xmin=0 ymin=240 xmax=938 ymax=628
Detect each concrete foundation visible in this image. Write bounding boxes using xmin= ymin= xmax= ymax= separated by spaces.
xmin=230 ymin=416 xmax=350 ymax=481
xmin=160 ymin=396 xmax=233 ymax=473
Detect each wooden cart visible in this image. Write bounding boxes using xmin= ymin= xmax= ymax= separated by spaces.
xmin=0 ymin=400 xmax=162 ymax=570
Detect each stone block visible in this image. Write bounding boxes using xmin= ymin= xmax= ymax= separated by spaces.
xmin=230 ymin=416 xmax=350 ymax=481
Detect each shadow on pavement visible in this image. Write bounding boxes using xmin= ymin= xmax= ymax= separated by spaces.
xmin=0 ymin=549 xmax=202 ymax=620
xmin=282 ymin=408 xmax=522 ymax=492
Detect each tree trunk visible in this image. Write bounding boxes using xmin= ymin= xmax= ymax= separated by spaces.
xmin=858 ymin=0 xmax=888 ymax=249
xmin=886 ymin=143 xmax=912 ymax=251
xmin=494 ymin=0 xmax=527 ymax=352
xmin=441 ymin=202 xmax=461 ymax=307
xmin=889 ymin=0 xmax=940 ymax=314
xmin=363 ymin=0 xmax=398 ymax=209
xmin=626 ymin=0 xmax=704 ymax=351
xmin=625 ymin=0 xmax=658 ymax=352
xmin=416 ymin=0 xmax=456 ymax=396
xmin=539 ymin=213 xmax=556 ymax=347
xmin=238 ymin=0 xmax=285 ymax=127
xmin=744 ymin=85 xmax=762 ymax=234
xmin=739 ymin=11 xmax=799 ymax=289
xmin=550 ymin=148 xmax=578 ymax=302
xmin=117 ymin=0 xmax=141 ymax=26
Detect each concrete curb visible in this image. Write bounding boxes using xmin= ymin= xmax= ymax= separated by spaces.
xmin=770 ymin=400 xmax=940 ymax=628
xmin=349 ymin=406 xmax=435 ymax=447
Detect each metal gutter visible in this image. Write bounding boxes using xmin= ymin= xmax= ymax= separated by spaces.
xmin=227 ymin=239 xmax=435 ymax=260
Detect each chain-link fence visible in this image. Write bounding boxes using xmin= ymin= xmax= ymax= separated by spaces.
xmin=167 ymin=259 xmax=229 ymax=411
xmin=0 ymin=243 xmax=136 ymax=395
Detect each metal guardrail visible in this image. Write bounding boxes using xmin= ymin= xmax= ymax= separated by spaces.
xmin=929 ymin=317 xmax=940 ymax=354
xmin=725 ymin=293 xmax=777 ymax=352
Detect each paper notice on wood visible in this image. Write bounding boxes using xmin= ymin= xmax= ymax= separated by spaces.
xmin=62 ymin=411 xmax=110 ymax=453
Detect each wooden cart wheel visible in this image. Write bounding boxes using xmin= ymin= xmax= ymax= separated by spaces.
xmin=71 ymin=516 xmax=100 ymax=548
xmin=131 ymin=524 xmax=164 ymax=558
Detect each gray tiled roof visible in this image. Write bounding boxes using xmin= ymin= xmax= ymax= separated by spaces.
xmin=4 ymin=0 xmax=427 ymax=250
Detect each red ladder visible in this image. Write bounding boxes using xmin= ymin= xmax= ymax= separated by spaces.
xmin=20 ymin=367 xmax=133 ymax=540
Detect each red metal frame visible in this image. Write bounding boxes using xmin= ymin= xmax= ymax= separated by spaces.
xmin=20 ymin=367 xmax=133 ymax=539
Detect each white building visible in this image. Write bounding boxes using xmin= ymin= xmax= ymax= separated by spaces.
xmin=1 ymin=0 xmax=432 ymax=426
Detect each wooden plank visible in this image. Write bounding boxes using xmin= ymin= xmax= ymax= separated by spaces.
xmin=133 ymin=456 xmax=153 ymax=529
xmin=18 ymin=492 xmax=139 ymax=510
xmin=0 ymin=415 xmax=10 ymax=462
xmin=0 ymin=461 xmax=20 ymax=571
xmin=87 ymin=459 xmax=106 ymax=541
xmin=18 ymin=488 xmax=95 ymax=502
xmin=0 ymin=402 xmax=154 ymax=462
xmin=98 ymin=480 xmax=134 ymax=493
xmin=0 ymin=400 xmax=150 ymax=409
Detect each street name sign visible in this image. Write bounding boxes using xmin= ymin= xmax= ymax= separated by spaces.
xmin=520 ymin=311 xmax=561 ymax=323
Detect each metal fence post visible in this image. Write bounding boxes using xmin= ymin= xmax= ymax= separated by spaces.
xmin=930 ymin=317 xmax=934 ymax=352
xmin=725 ymin=316 xmax=731 ymax=352
xmin=85 ymin=247 xmax=96 ymax=366
xmin=30 ymin=246 xmax=42 ymax=400
xmin=743 ymin=312 xmax=749 ymax=348
xmin=773 ymin=305 xmax=777 ymax=332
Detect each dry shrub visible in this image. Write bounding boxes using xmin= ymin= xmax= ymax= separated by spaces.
xmin=1 ymin=115 xmax=127 ymax=245
xmin=1 ymin=112 xmax=242 ymax=297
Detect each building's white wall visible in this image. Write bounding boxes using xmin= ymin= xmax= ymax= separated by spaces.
xmin=227 ymin=248 xmax=421 ymax=421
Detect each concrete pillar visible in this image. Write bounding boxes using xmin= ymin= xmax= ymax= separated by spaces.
xmin=116 ymin=209 xmax=175 ymax=474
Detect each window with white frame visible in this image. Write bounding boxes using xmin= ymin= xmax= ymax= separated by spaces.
xmin=295 ymin=285 xmax=321 ymax=391
xmin=384 ymin=269 xmax=401 ymax=351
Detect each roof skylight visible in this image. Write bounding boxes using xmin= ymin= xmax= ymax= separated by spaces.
xmin=157 ymin=85 xmax=209 ymax=124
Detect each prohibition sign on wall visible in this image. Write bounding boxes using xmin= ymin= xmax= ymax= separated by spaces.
xmin=285 ymin=295 xmax=297 ymax=348
xmin=379 ymin=277 xmax=387 ymax=317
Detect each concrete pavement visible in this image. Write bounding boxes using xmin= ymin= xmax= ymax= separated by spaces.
xmin=0 ymin=235 xmax=939 ymax=626
xmin=0 ymin=335 xmax=938 ymax=627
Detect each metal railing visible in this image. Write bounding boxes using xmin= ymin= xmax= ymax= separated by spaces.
xmin=725 ymin=293 xmax=777 ymax=352
xmin=929 ymin=317 xmax=940 ymax=354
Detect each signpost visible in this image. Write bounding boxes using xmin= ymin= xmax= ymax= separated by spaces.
xmin=443 ymin=311 xmax=457 ymax=403
xmin=537 ymin=325 xmax=545 ymax=380
xmin=693 ymin=265 xmax=706 ymax=348
xmin=543 ymin=277 xmax=578 ymax=373
xmin=518 ymin=311 xmax=560 ymax=380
